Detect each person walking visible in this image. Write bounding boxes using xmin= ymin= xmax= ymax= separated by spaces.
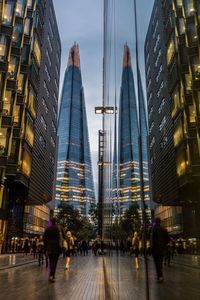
xmin=37 ymin=236 xmax=44 ymax=266
xmin=43 ymin=217 xmax=64 ymax=282
xmin=65 ymin=231 xmax=74 ymax=270
xmin=132 ymin=232 xmax=140 ymax=270
xmin=151 ymin=218 xmax=169 ymax=283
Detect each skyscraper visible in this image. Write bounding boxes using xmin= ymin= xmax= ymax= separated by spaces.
xmin=118 ymin=45 xmax=151 ymax=214
xmin=0 ymin=0 xmax=61 ymax=250
xmin=55 ymin=43 xmax=95 ymax=215
xmin=145 ymin=0 xmax=200 ymax=238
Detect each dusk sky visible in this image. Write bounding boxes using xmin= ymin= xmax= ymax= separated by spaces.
xmin=53 ymin=0 xmax=154 ymax=196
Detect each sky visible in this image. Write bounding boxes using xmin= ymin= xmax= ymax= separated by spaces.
xmin=53 ymin=0 xmax=154 ymax=197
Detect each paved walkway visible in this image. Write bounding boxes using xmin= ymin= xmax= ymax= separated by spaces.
xmin=0 ymin=253 xmax=36 ymax=270
xmin=0 ymin=254 xmax=199 ymax=300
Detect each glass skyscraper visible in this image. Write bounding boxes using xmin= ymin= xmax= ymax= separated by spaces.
xmin=55 ymin=43 xmax=95 ymax=215
xmin=118 ymin=45 xmax=151 ymax=214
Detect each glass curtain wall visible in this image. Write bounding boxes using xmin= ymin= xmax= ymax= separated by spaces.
xmin=102 ymin=0 xmax=152 ymax=240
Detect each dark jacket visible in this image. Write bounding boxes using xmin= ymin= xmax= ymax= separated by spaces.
xmin=43 ymin=225 xmax=62 ymax=255
xmin=151 ymin=224 xmax=169 ymax=256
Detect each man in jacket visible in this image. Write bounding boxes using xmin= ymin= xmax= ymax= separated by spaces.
xmin=151 ymin=218 xmax=169 ymax=283
xmin=43 ymin=217 xmax=63 ymax=282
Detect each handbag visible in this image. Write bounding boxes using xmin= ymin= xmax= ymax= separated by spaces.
xmin=63 ymin=239 xmax=68 ymax=251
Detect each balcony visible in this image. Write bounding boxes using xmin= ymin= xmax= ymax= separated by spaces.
xmin=17 ymin=94 xmax=25 ymax=105
xmin=1 ymin=115 xmax=13 ymax=127
xmin=0 ymin=61 xmax=8 ymax=72
xmin=6 ymin=79 xmax=17 ymax=90
xmin=13 ymin=128 xmax=22 ymax=138
xmin=0 ymin=155 xmax=7 ymax=166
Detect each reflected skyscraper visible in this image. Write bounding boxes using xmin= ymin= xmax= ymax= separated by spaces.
xmin=118 ymin=45 xmax=150 ymax=213
xmin=55 ymin=43 xmax=95 ymax=215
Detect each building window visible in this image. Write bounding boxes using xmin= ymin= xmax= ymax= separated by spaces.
xmin=51 ymin=136 xmax=56 ymax=148
xmin=8 ymin=56 xmax=18 ymax=79
xmin=16 ymin=0 xmax=26 ymax=18
xmin=42 ymin=97 xmax=48 ymax=114
xmin=39 ymin=135 xmax=46 ymax=149
xmin=17 ymin=73 xmax=25 ymax=93
xmin=24 ymin=18 xmax=31 ymax=36
xmin=0 ymin=35 xmax=8 ymax=61
xmin=3 ymin=1 xmax=14 ymax=25
xmin=191 ymin=56 xmax=200 ymax=80
xmin=156 ymin=64 xmax=163 ymax=83
xmin=171 ymin=86 xmax=183 ymax=117
xmin=178 ymin=18 xmax=185 ymax=35
xmin=43 ymin=81 xmax=50 ymax=98
xmin=46 ymin=49 xmax=52 ymax=67
xmin=149 ymin=106 xmax=153 ymax=119
xmin=150 ymin=136 xmax=155 ymax=149
xmin=41 ymin=116 xmax=47 ymax=131
xmin=176 ymin=150 xmax=187 ymax=177
xmin=27 ymin=0 xmax=33 ymax=9
xmin=188 ymin=104 xmax=196 ymax=124
xmin=21 ymin=45 xmax=29 ymax=65
xmin=52 ymin=121 xmax=56 ymax=133
xmin=174 ymin=119 xmax=183 ymax=147
xmin=53 ymin=106 xmax=57 ymax=119
xmin=157 ymin=81 xmax=164 ymax=98
xmin=28 ymin=88 xmax=36 ymax=118
xmin=47 ymin=35 xmax=53 ymax=52
xmin=167 ymin=36 xmax=175 ymax=66
xmin=187 ymin=22 xmax=198 ymax=45
xmin=22 ymin=149 xmax=32 ymax=177
xmin=183 ymin=0 xmax=195 ymax=17
xmin=153 ymin=34 xmax=160 ymax=53
xmin=25 ymin=118 xmax=34 ymax=146
xmin=49 ymin=20 xmax=54 ymax=38
xmin=3 ymin=90 xmax=13 ymax=116
xmin=33 ymin=37 xmax=41 ymax=66
xmin=45 ymin=65 xmax=51 ymax=82
xmin=155 ymin=49 xmax=162 ymax=68
xmin=185 ymin=73 xmax=192 ymax=93
xmin=0 ymin=128 xmax=8 ymax=155
xmin=149 ymin=122 xmax=154 ymax=134
xmin=12 ymin=23 xmax=23 ymax=46
xmin=13 ymin=105 xmax=20 ymax=126
xmin=159 ymin=116 xmax=166 ymax=131
xmin=158 ymin=98 xmax=165 ymax=114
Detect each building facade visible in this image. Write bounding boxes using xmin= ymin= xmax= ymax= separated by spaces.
xmin=118 ymin=45 xmax=151 ymax=215
xmin=55 ymin=43 xmax=95 ymax=215
xmin=145 ymin=0 xmax=200 ymax=239
xmin=0 ymin=0 xmax=60 ymax=251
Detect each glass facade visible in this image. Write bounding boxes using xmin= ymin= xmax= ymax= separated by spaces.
xmin=55 ymin=44 xmax=95 ymax=215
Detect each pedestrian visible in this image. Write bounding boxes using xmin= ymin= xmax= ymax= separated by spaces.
xmin=23 ymin=237 xmax=29 ymax=256
xmin=37 ymin=236 xmax=44 ymax=266
xmin=132 ymin=232 xmax=140 ymax=270
xmin=81 ymin=240 xmax=88 ymax=256
xmin=32 ymin=237 xmax=37 ymax=259
xmin=151 ymin=218 xmax=169 ymax=283
xmin=43 ymin=217 xmax=64 ymax=282
xmin=65 ymin=231 xmax=74 ymax=270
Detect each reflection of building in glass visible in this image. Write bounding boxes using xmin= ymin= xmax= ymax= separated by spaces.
xmin=0 ymin=0 xmax=60 ymax=249
xmin=55 ymin=43 xmax=95 ymax=215
xmin=145 ymin=0 xmax=200 ymax=238
xmin=118 ymin=45 xmax=151 ymax=214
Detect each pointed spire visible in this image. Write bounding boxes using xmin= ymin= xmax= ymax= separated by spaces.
xmin=67 ymin=42 xmax=81 ymax=69
xmin=123 ymin=44 xmax=132 ymax=67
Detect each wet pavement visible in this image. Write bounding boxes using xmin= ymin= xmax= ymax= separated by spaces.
xmin=0 ymin=254 xmax=199 ymax=300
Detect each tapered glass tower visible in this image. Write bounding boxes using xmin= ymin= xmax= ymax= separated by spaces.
xmin=55 ymin=44 xmax=95 ymax=215
xmin=118 ymin=45 xmax=140 ymax=212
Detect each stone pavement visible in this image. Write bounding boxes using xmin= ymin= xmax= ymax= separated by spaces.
xmin=0 ymin=253 xmax=199 ymax=300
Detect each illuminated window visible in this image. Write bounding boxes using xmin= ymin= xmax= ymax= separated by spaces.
xmin=191 ymin=56 xmax=200 ymax=80
xmin=33 ymin=37 xmax=41 ymax=66
xmin=185 ymin=73 xmax=192 ymax=92
xmin=16 ymin=0 xmax=25 ymax=18
xmin=159 ymin=116 xmax=166 ymax=131
xmin=22 ymin=149 xmax=32 ymax=177
xmin=27 ymin=0 xmax=33 ymax=9
xmin=176 ymin=150 xmax=187 ymax=177
xmin=25 ymin=118 xmax=34 ymax=146
xmin=3 ymin=1 xmax=14 ymax=25
xmin=13 ymin=105 xmax=20 ymax=126
xmin=17 ymin=73 xmax=25 ymax=93
xmin=167 ymin=37 xmax=175 ymax=66
xmin=172 ymin=86 xmax=182 ymax=117
xmin=0 ymin=128 xmax=8 ymax=155
xmin=24 ymin=18 xmax=31 ymax=35
xmin=187 ymin=23 xmax=198 ymax=45
xmin=28 ymin=88 xmax=36 ymax=118
xmin=188 ymin=104 xmax=196 ymax=123
xmin=3 ymin=90 xmax=13 ymax=116
xmin=8 ymin=56 xmax=18 ymax=79
xmin=183 ymin=0 xmax=195 ymax=17
xmin=174 ymin=119 xmax=183 ymax=147
xmin=12 ymin=23 xmax=23 ymax=46
xmin=0 ymin=35 xmax=8 ymax=61
xmin=178 ymin=18 xmax=185 ymax=35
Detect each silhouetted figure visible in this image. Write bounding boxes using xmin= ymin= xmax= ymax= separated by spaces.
xmin=132 ymin=232 xmax=139 ymax=270
xmin=81 ymin=240 xmax=88 ymax=256
xmin=44 ymin=218 xmax=64 ymax=282
xmin=151 ymin=218 xmax=169 ymax=283
xmin=23 ymin=238 xmax=29 ymax=256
